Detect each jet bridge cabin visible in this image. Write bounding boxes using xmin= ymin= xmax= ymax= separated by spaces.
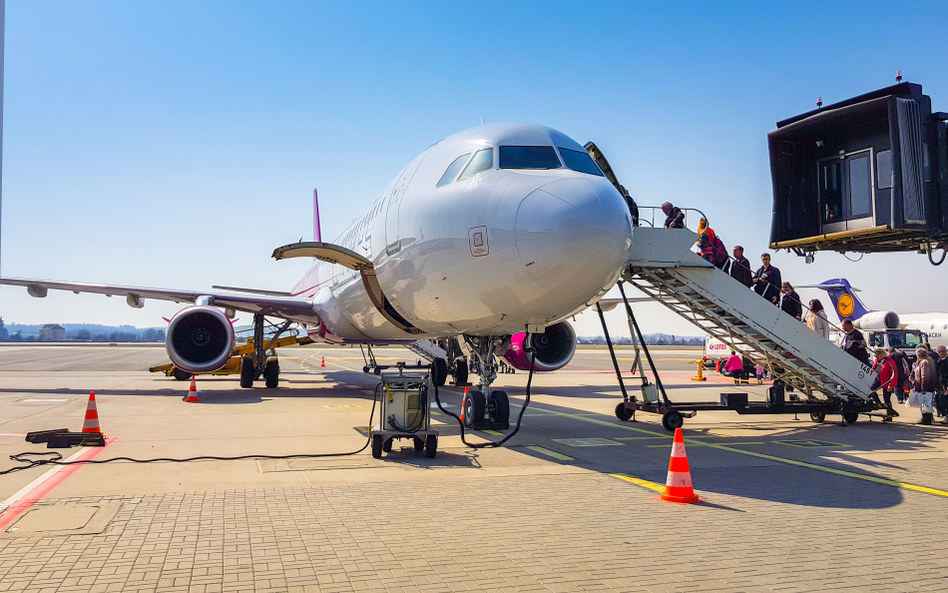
xmin=768 ymin=82 xmax=948 ymax=260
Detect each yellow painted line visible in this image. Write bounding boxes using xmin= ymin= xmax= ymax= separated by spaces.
xmin=610 ymin=473 xmax=664 ymax=493
xmin=706 ymin=443 xmax=948 ymax=498
xmin=543 ymin=408 xmax=948 ymax=498
xmin=482 ymin=430 xmax=503 ymax=436
xmin=283 ymin=356 xmax=299 ymax=360
xmin=526 ymin=446 xmax=573 ymax=461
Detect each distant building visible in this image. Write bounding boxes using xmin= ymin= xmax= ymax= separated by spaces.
xmin=39 ymin=324 xmax=66 ymax=341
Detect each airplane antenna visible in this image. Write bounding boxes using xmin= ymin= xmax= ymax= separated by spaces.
xmin=816 ymin=97 xmax=822 ymax=109
xmin=480 ymin=116 xmax=485 ymax=125
xmin=313 ymin=188 xmax=322 ymax=243
xmin=896 ymin=70 xmax=902 ymax=83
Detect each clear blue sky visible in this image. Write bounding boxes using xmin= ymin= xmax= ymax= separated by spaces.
xmin=2 ymin=0 xmax=946 ymax=337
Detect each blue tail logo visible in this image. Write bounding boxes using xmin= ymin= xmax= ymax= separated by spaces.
xmin=812 ymin=278 xmax=872 ymax=322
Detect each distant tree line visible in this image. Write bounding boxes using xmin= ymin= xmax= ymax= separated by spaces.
xmin=0 ymin=318 xmax=165 ymax=342
xmin=578 ymin=333 xmax=704 ymax=346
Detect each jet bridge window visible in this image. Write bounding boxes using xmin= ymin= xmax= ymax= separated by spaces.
xmin=558 ymin=147 xmax=604 ymax=176
xmin=437 ymin=153 xmax=471 ymax=188
xmin=457 ymin=148 xmax=493 ymax=181
xmin=499 ymin=146 xmax=561 ymax=169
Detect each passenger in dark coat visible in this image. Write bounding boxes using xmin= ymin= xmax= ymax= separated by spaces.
xmin=752 ymin=253 xmax=781 ymax=305
xmin=729 ymin=245 xmax=753 ymax=288
xmin=838 ymin=319 xmax=871 ymax=367
xmin=661 ymin=202 xmax=685 ymax=228
xmin=779 ymin=282 xmax=803 ymax=321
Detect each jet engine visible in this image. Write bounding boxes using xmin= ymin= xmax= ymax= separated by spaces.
xmin=852 ymin=311 xmax=900 ymax=331
xmin=502 ymin=321 xmax=577 ymax=372
xmin=165 ymin=306 xmax=236 ymax=373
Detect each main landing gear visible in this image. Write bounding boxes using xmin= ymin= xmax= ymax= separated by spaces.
xmin=239 ymin=313 xmax=292 ymax=389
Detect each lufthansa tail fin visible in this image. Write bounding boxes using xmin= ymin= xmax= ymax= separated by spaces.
xmin=804 ymin=278 xmax=872 ymax=322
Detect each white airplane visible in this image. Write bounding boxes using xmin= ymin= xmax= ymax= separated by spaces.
xmin=2 ymin=122 xmax=634 ymax=424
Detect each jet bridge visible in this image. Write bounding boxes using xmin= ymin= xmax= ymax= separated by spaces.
xmin=610 ymin=227 xmax=880 ymax=427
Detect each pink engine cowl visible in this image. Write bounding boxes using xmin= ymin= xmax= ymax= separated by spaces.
xmin=501 ymin=321 xmax=577 ymax=372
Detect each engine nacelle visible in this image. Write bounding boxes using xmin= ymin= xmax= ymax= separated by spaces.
xmin=502 ymin=321 xmax=577 ymax=372
xmin=853 ymin=311 xmax=900 ymax=331
xmin=165 ymin=306 xmax=236 ymax=373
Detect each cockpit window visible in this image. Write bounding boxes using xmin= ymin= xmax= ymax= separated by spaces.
xmin=457 ymin=148 xmax=494 ymax=181
xmin=559 ymin=148 xmax=604 ymax=176
xmin=499 ymin=146 xmax=561 ymax=169
xmin=437 ymin=153 xmax=471 ymax=188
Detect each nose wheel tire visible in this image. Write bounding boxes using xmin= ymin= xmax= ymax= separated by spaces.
xmin=240 ymin=355 xmax=255 ymax=388
xmin=463 ymin=390 xmax=486 ymax=429
xmin=615 ymin=403 xmax=634 ymax=421
xmin=661 ymin=411 xmax=684 ymax=432
xmin=488 ymin=390 xmax=510 ymax=424
xmin=264 ymin=356 xmax=280 ymax=388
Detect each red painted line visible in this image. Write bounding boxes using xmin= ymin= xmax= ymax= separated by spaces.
xmin=0 ymin=436 xmax=117 ymax=531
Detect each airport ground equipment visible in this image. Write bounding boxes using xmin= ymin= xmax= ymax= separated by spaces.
xmin=371 ymin=370 xmax=438 ymax=459
xmin=149 ymin=331 xmax=304 ymax=382
xmin=767 ymin=82 xmax=948 ymax=264
xmin=605 ymin=226 xmax=882 ymax=429
xmin=360 ymin=340 xmax=464 ymax=387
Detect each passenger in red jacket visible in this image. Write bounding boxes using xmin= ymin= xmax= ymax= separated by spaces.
xmin=871 ymin=348 xmax=899 ymax=419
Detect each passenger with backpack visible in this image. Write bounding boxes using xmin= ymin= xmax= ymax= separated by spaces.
xmin=696 ymin=218 xmax=728 ymax=270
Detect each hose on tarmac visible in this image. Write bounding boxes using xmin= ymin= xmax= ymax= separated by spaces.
xmin=0 ymin=387 xmax=381 ymax=476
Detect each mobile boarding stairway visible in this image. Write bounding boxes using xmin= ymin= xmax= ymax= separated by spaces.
xmin=609 ymin=226 xmax=882 ymax=429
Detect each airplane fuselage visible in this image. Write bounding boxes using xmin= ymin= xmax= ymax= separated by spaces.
xmin=293 ymin=123 xmax=633 ymax=343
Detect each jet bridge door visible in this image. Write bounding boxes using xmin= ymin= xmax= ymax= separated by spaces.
xmin=818 ymin=148 xmax=876 ymax=233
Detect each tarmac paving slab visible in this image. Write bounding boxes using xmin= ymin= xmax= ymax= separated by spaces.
xmin=2 ymin=344 xmax=948 ymax=592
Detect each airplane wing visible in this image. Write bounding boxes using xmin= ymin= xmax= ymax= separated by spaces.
xmin=0 ymin=278 xmax=318 ymax=322
xmin=596 ymin=297 xmax=653 ymax=312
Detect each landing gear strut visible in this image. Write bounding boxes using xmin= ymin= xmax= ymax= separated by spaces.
xmin=239 ymin=314 xmax=292 ymax=389
xmin=462 ymin=335 xmax=511 ymax=430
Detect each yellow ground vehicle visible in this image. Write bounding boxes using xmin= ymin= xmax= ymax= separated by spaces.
xmin=150 ymin=335 xmax=306 ymax=381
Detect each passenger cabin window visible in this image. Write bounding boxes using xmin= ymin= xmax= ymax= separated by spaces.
xmin=457 ymin=148 xmax=493 ymax=181
xmin=559 ymin=148 xmax=604 ymax=176
xmin=499 ymin=146 xmax=561 ymax=169
xmin=437 ymin=153 xmax=470 ymax=188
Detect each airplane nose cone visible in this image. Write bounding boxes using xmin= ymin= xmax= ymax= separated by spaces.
xmin=515 ymin=178 xmax=632 ymax=300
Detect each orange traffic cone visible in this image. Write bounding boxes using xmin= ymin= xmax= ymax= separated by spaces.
xmin=185 ymin=376 xmax=200 ymax=403
xmin=460 ymin=386 xmax=469 ymax=423
xmin=81 ymin=391 xmax=102 ymax=433
xmin=321 ymin=356 xmax=326 ymax=368
xmin=659 ymin=428 xmax=701 ymax=504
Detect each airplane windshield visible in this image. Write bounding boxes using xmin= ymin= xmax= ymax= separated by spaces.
xmin=499 ymin=146 xmax=561 ymax=169
xmin=437 ymin=153 xmax=471 ymax=188
xmin=457 ymin=148 xmax=494 ymax=181
xmin=559 ymin=147 xmax=604 ymax=176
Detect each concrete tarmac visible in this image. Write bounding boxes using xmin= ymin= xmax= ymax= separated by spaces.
xmin=0 ymin=343 xmax=947 ymax=592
